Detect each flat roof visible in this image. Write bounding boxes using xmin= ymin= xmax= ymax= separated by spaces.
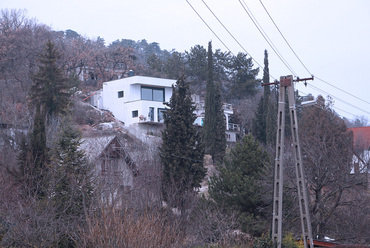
xmin=104 ymin=76 xmax=176 ymax=88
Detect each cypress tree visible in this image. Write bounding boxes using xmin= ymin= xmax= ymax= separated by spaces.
xmin=203 ymin=41 xmax=216 ymax=154
xmin=160 ymin=76 xmax=205 ymax=210
xmin=213 ymin=80 xmax=226 ymax=162
xmin=203 ymin=41 xmax=226 ymax=162
xmin=252 ymin=50 xmax=276 ymax=145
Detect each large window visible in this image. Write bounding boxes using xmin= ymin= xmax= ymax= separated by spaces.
xmin=141 ymin=87 xmax=164 ymax=102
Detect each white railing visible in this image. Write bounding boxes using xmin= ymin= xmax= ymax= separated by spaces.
xmin=228 ymin=123 xmax=239 ymax=131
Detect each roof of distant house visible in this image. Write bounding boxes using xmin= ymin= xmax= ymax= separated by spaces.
xmin=348 ymin=126 xmax=370 ymax=150
xmin=80 ymin=135 xmax=117 ymax=162
xmin=103 ymin=75 xmax=176 ymax=88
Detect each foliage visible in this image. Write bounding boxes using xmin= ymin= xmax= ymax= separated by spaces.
xmin=253 ymin=233 xmax=300 ymax=248
xmin=209 ymin=135 xmax=269 ymax=235
xmin=185 ymin=44 xmax=208 ymax=83
xmin=203 ymin=41 xmax=226 ymax=162
xmin=160 ymin=76 xmax=206 ymax=209
xmin=15 ymin=106 xmax=49 ymax=198
xmin=228 ymin=52 xmax=260 ymax=99
xmin=252 ymin=50 xmax=277 ymax=145
xmin=253 ymin=234 xmax=274 ymax=248
xmin=50 ymin=117 xmax=94 ymax=220
xmin=30 ymin=40 xmax=72 ymax=119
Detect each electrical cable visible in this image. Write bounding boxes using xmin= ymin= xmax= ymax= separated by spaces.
xmin=299 ymin=90 xmax=358 ymax=118
xmin=259 ymin=0 xmax=370 ymax=109
xmin=239 ymin=0 xmax=298 ymax=77
xmin=315 ymin=76 xmax=370 ymax=105
xmin=187 ymin=0 xmax=369 ymax=118
xmin=306 ymin=84 xmax=370 ymax=115
xmin=259 ymin=0 xmax=312 ymax=77
xmin=200 ymin=0 xmax=276 ymax=80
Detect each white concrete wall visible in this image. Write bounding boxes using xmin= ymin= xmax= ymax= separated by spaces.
xmin=101 ymin=76 xmax=175 ymax=126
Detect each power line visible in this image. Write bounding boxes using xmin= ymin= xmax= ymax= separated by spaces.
xmin=186 ymin=0 xmax=274 ymax=80
xmin=306 ymin=84 xmax=370 ymax=116
xmin=315 ymin=76 xmax=370 ymax=105
xmin=188 ymin=0 xmax=369 ymax=118
xmin=258 ymin=0 xmax=370 ymax=110
xmin=239 ymin=0 xmax=298 ymax=77
xmin=200 ymin=0 xmax=275 ymax=80
xmin=259 ymin=0 xmax=312 ymax=77
xmin=298 ymin=90 xmax=358 ymax=118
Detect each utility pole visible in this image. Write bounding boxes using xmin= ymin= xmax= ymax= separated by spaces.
xmin=265 ymin=75 xmax=314 ymax=248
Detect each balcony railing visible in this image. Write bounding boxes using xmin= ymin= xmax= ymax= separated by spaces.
xmin=223 ymin=103 xmax=233 ymax=111
xmin=194 ymin=102 xmax=233 ymax=113
xmin=228 ymin=123 xmax=239 ymax=131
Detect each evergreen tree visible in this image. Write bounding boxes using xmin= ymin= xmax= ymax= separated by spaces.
xmin=16 ymin=105 xmax=49 ymax=198
xmin=30 ymin=40 xmax=72 ymax=119
xmin=203 ymin=41 xmax=226 ymax=163
xmin=213 ymin=81 xmax=226 ymax=162
xmin=253 ymin=99 xmax=266 ymax=144
xmin=209 ymin=135 xmax=269 ymax=235
xmin=50 ymin=117 xmax=94 ymax=246
xmin=160 ymin=76 xmax=206 ymax=210
xmin=228 ymin=52 xmax=260 ymax=99
xmin=252 ymin=50 xmax=277 ymax=145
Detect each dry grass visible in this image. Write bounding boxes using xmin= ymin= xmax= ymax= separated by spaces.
xmin=79 ymin=205 xmax=184 ymax=248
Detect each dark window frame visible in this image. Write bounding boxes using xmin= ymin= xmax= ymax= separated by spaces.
xmin=118 ymin=90 xmax=124 ymax=98
xmin=132 ymin=110 xmax=138 ymax=118
xmin=158 ymin=108 xmax=166 ymax=123
xmin=141 ymin=86 xmax=165 ymax=102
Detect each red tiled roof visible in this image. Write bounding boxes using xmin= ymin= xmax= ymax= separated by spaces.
xmin=348 ymin=126 xmax=370 ymax=150
xmin=313 ymin=239 xmax=338 ymax=247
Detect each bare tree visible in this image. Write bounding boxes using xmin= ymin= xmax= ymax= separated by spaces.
xmin=298 ymin=96 xmax=369 ymax=242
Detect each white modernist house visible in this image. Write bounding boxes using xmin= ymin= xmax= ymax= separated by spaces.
xmin=100 ymin=76 xmax=176 ymax=126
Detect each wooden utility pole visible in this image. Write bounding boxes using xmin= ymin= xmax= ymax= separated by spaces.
xmin=267 ymin=75 xmax=314 ymax=248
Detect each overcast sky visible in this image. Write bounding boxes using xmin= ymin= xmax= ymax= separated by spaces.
xmin=2 ymin=0 xmax=370 ymax=122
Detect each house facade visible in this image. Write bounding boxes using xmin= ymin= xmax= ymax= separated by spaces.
xmin=97 ymin=76 xmax=176 ymax=126
xmin=192 ymin=95 xmax=239 ymax=143
xmin=80 ymin=132 xmax=162 ymax=208
xmin=90 ymin=76 xmax=238 ymax=143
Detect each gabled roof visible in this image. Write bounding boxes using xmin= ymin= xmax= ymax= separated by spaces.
xmin=349 ymin=126 xmax=370 ymax=150
xmin=80 ymin=135 xmax=117 ymax=162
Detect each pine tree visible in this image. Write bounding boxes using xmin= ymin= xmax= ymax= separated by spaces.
xmin=228 ymin=52 xmax=260 ymax=99
xmin=50 ymin=117 xmax=94 ymax=246
xmin=51 ymin=118 xmax=93 ymax=218
xmin=209 ymin=135 xmax=269 ymax=235
xmin=30 ymin=40 xmax=71 ymax=119
xmin=160 ymin=76 xmax=206 ymax=209
xmin=203 ymin=41 xmax=226 ymax=163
